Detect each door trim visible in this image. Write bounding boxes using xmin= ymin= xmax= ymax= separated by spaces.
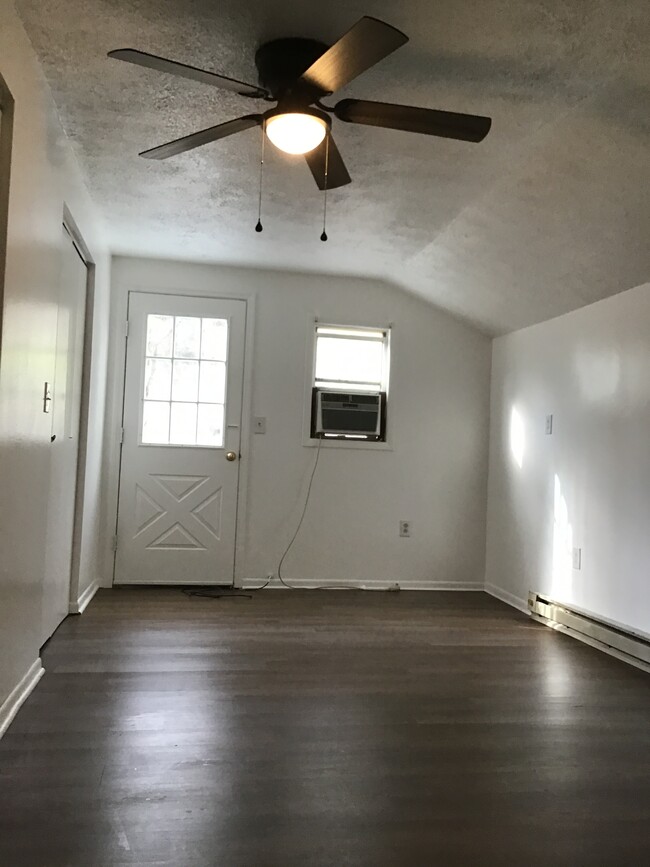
xmin=61 ymin=207 xmax=96 ymax=613
xmin=0 ymin=71 xmax=15 ymax=355
xmin=106 ymin=286 xmax=256 ymax=589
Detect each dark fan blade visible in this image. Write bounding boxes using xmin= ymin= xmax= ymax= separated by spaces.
xmin=304 ymin=135 xmax=351 ymax=190
xmin=334 ymin=99 xmax=491 ymax=142
xmin=108 ymin=49 xmax=268 ymax=98
xmin=299 ymin=17 xmax=407 ymax=94
xmin=140 ymin=115 xmax=262 ymax=160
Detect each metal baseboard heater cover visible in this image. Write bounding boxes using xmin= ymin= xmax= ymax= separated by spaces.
xmin=528 ymin=592 xmax=650 ymax=668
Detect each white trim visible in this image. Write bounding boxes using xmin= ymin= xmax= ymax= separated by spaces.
xmin=301 ymin=317 xmax=393 ymax=451
xmin=232 ymin=294 xmax=255 ymax=589
xmin=529 ymin=614 xmax=650 ymax=675
xmin=484 ymin=583 xmax=529 ymax=614
xmin=0 ymin=659 xmax=44 ymax=739
xmin=105 ymin=281 xmax=256 ymax=590
xmin=528 ymin=592 xmax=650 ymax=670
xmin=242 ymin=578 xmax=484 ymax=592
xmin=69 ymin=579 xmax=99 ymax=614
xmin=535 ymin=597 xmax=650 ymax=643
xmin=302 ymin=436 xmax=393 ymax=451
xmin=61 ymin=210 xmax=97 ymax=616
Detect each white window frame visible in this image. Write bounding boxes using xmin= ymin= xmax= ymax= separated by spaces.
xmin=138 ymin=312 xmax=230 ymax=449
xmin=302 ymin=321 xmax=392 ymax=450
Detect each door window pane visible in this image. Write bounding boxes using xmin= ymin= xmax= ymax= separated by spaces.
xmin=146 ymin=314 xmax=174 ymax=357
xmin=201 ymin=318 xmax=228 ymax=361
xmin=141 ymin=313 xmax=229 ymax=447
xmin=315 ymin=336 xmax=383 ymax=385
xmin=170 ymin=402 xmax=197 ymax=445
xmin=172 ymin=359 xmax=199 ymax=402
xmin=174 ymin=316 xmax=201 ymax=359
xmin=144 ymin=358 xmax=172 ymax=401
xmin=142 ymin=401 xmax=170 ymax=444
xmin=198 ymin=361 xmax=226 ymax=404
xmin=197 ymin=404 xmax=224 ymax=447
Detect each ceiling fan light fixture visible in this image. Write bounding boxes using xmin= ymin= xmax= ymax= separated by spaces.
xmin=265 ymin=110 xmax=329 ymax=155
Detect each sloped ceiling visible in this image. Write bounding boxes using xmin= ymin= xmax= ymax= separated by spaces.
xmin=15 ymin=0 xmax=650 ymax=334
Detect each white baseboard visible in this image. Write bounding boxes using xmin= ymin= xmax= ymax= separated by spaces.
xmin=241 ymin=578 xmax=485 ymax=592
xmin=0 ymin=658 xmax=45 ymax=739
xmin=529 ymin=614 xmax=650 ymax=674
xmin=485 ymin=583 xmax=529 ymax=614
xmin=69 ymin=579 xmax=99 ymax=614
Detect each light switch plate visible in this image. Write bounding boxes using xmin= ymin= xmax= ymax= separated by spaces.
xmin=253 ymin=416 xmax=266 ymax=434
xmin=545 ymin=414 xmax=553 ymax=435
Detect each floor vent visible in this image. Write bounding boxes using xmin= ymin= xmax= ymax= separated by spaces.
xmin=528 ymin=592 xmax=650 ymax=671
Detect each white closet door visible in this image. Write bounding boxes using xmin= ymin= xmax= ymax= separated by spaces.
xmin=42 ymin=226 xmax=87 ymax=642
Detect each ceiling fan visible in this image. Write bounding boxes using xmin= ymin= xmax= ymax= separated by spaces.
xmin=108 ymin=16 xmax=492 ymax=192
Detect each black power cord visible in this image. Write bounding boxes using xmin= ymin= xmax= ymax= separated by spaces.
xmin=275 ymin=441 xmax=367 ymax=591
xmin=181 ymin=435 xmax=369 ymax=596
xmin=277 ymin=437 xmax=323 ymax=589
xmin=181 ymin=587 xmax=253 ymax=600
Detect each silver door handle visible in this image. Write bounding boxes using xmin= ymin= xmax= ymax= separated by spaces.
xmin=225 ymin=451 xmax=238 ymax=462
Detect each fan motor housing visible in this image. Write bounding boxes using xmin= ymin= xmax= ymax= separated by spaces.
xmin=255 ymin=38 xmax=329 ymax=101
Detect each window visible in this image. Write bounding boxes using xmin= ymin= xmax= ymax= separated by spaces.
xmin=141 ymin=313 xmax=228 ymax=447
xmin=311 ymin=324 xmax=390 ymax=441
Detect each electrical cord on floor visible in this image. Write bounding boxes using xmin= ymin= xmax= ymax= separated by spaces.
xmin=247 ymin=575 xmax=273 ymax=591
xmin=276 ymin=438 xmax=366 ymax=592
xmin=181 ymin=587 xmax=253 ymax=600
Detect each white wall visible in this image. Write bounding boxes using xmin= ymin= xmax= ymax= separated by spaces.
xmin=0 ymin=0 xmax=110 ymax=721
xmin=107 ymin=257 xmax=492 ymax=590
xmin=485 ymin=282 xmax=650 ymax=636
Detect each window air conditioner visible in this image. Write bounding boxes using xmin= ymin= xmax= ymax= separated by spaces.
xmin=314 ymin=389 xmax=382 ymax=438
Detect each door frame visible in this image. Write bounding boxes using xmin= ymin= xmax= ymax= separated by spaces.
xmin=105 ymin=279 xmax=256 ymax=589
xmin=61 ymin=206 xmax=97 ymax=613
xmin=0 ymin=71 xmax=15 ymax=354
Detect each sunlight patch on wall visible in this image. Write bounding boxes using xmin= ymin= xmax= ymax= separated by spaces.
xmin=509 ymin=406 xmax=525 ymax=469
xmin=551 ymin=474 xmax=573 ymax=600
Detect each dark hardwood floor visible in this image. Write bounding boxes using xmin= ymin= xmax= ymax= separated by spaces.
xmin=1 ymin=588 xmax=649 ymax=866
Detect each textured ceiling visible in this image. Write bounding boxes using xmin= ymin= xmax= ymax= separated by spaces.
xmin=15 ymin=0 xmax=650 ymax=334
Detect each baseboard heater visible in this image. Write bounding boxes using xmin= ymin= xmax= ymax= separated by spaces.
xmin=528 ymin=592 xmax=650 ymax=670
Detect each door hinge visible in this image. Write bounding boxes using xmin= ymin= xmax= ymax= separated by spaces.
xmin=111 ymin=535 xmax=118 ymax=552
xmin=125 ymin=320 xmax=129 ymax=338
xmin=119 ymin=427 xmax=125 ymax=444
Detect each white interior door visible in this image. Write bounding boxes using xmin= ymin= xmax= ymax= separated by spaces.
xmin=42 ymin=225 xmax=87 ymax=642
xmin=115 ymin=292 xmax=246 ymax=585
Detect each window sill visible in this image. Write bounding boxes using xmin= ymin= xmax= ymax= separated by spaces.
xmin=302 ymin=436 xmax=393 ymax=452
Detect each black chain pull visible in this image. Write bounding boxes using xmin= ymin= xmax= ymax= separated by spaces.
xmin=320 ymin=132 xmax=329 ymax=241
xmin=256 ymin=120 xmax=265 ymax=233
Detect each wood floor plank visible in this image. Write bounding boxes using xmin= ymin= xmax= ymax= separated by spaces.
xmin=1 ymin=588 xmax=649 ymax=866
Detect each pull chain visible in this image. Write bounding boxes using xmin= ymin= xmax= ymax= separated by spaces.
xmin=320 ymin=132 xmax=329 ymax=242
xmin=255 ymin=120 xmax=265 ymax=233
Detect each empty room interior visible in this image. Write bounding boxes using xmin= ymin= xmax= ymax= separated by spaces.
xmin=1 ymin=0 xmax=649 ymax=864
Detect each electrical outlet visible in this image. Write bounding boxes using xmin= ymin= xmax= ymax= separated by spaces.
xmin=387 ymin=582 xmax=401 ymax=592
xmin=545 ymin=414 xmax=553 ymax=435
xmin=572 ymin=547 xmax=582 ymax=570
xmin=399 ymin=521 xmax=411 ymax=537
xmin=253 ymin=416 xmax=266 ymax=434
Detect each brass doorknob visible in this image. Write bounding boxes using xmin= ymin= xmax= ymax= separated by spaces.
xmin=225 ymin=451 xmax=238 ymax=461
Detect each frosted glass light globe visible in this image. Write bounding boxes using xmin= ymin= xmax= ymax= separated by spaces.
xmin=265 ymin=112 xmax=327 ymax=155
